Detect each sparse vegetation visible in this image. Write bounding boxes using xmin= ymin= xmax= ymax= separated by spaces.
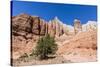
xmin=19 ymin=53 xmax=28 ymax=59
xmin=33 ymin=34 xmax=58 ymax=60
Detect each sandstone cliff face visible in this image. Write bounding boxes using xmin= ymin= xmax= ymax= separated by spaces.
xmin=40 ymin=19 xmax=46 ymax=35
xmin=12 ymin=14 xmax=47 ymax=36
xmin=12 ymin=14 xmax=75 ymax=38
xmin=31 ymin=16 xmax=40 ymax=35
xmin=12 ymin=13 xmax=33 ymax=34
xmin=48 ymin=17 xmax=63 ymax=37
xmin=48 ymin=21 xmax=55 ymax=37
xmin=48 ymin=17 xmax=73 ymax=37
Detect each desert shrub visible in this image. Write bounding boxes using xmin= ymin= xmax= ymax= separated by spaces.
xmin=34 ymin=34 xmax=58 ymax=60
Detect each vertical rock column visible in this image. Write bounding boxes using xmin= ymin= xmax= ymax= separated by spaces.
xmin=74 ymin=19 xmax=82 ymax=34
xmin=32 ymin=16 xmax=40 ymax=35
xmin=40 ymin=19 xmax=46 ymax=35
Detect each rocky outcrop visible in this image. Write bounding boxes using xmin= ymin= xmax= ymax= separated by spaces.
xmin=48 ymin=17 xmax=63 ymax=37
xmin=31 ymin=16 xmax=40 ymax=35
xmin=48 ymin=17 xmax=71 ymax=37
xmin=40 ymin=19 xmax=46 ymax=35
xmin=82 ymin=21 xmax=97 ymax=31
xmin=12 ymin=14 xmax=47 ymax=36
xmin=48 ymin=21 xmax=55 ymax=37
xmin=74 ymin=19 xmax=82 ymax=34
xmin=12 ymin=13 xmax=33 ymax=33
xmin=12 ymin=13 xmax=97 ymax=39
xmin=12 ymin=14 xmax=75 ymax=38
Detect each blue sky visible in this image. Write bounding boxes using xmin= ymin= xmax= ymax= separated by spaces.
xmin=11 ymin=1 xmax=97 ymax=25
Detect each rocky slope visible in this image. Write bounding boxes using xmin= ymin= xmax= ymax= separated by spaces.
xmin=11 ymin=13 xmax=97 ymax=65
xmin=82 ymin=21 xmax=97 ymax=31
xmin=57 ymin=30 xmax=97 ymax=62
